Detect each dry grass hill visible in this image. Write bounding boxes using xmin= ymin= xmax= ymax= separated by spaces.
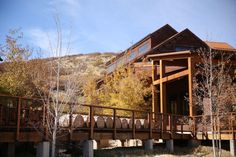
xmin=53 ymin=52 xmax=116 ymax=76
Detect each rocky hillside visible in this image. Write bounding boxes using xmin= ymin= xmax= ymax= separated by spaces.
xmin=58 ymin=52 xmax=116 ymax=76
xmin=0 ymin=52 xmax=116 ymax=97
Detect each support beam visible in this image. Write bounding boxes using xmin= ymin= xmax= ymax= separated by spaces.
xmin=152 ymin=60 xmax=158 ymax=113
xmin=147 ymin=51 xmax=192 ymax=61
xmin=163 ymin=59 xmax=188 ymax=67
xmin=144 ymin=139 xmax=153 ymax=151
xmin=152 ymin=85 xmax=158 ymax=113
xmin=36 ymin=142 xmax=50 ymax=157
xmin=83 ymin=140 xmax=94 ymax=157
xmin=230 ymin=140 xmax=236 ymax=157
xmin=166 ymin=140 xmax=174 ymax=153
xmin=188 ymin=57 xmax=193 ymax=116
xmin=153 ymin=69 xmax=189 ymax=85
xmin=160 ymin=60 xmax=166 ymax=113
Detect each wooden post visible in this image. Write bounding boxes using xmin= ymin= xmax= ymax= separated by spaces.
xmin=90 ymin=106 xmax=94 ymax=140
xmin=152 ymin=61 xmax=158 ymax=114
xmin=161 ymin=113 xmax=164 ymax=138
xmin=231 ymin=113 xmax=234 ymax=140
xmin=132 ymin=111 xmax=135 ymax=139
xmin=188 ymin=57 xmax=193 ymax=116
xmin=169 ymin=115 xmax=172 ymax=134
xmin=181 ymin=116 xmax=183 ymax=139
xmin=193 ymin=117 xmax=196 ymax=138
xmin=16 ymin=98 xmax=21 ymax=141
xmin=0 ymin=103 xmax=2 ymax=124
xmin=149 ymin=111 xmax=152 ymax=139
xmin=160 ymin=60 xmax=166 ymax=113
xmin=113 ymin=109 xmax=116 ymax=140
xmin=160 ymin=60 xmax=167 ymax=132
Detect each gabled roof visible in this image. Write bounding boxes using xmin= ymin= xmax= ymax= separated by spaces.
xmin=105 ymin=24 xmax=178 ymax=66
xmin=205 ymin=41 xmax=236 ymax=52
xmin=131 ymin=24 xmax=177 ymax=49
xmin=152 ymin=28 xmax=208 ymax=52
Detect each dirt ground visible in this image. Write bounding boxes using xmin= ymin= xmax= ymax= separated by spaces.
xmin=94 ymin=145 xmax=233 ymax=157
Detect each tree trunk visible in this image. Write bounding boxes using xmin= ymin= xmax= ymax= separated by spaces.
xmin=211 ymin=115 xmax=216 ymax=157
xmin=51 ymin=117 xmax=58 ymax=157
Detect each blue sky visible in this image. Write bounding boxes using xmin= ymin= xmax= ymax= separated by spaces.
xmin=0 ymin=0 xmax=236 ymax=57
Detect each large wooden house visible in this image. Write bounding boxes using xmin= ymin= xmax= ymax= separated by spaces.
xmin=105 ymin=24 xmax=236 ymax=116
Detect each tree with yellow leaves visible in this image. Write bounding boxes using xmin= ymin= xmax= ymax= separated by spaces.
xmin=83 ymin=67 xmax=152 ymax=116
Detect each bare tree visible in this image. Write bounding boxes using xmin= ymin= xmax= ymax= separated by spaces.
xmin=193 ymin=48 xmax=235 ymax=157
xmin=32 ymin=16 xmax=81 ymax=157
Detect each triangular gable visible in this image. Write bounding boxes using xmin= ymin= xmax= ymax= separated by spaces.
xmin=128 ymin=24 xmax=179 ymax=62
xmin=152 ymin=29 xmax=208 ymax=53
xmin=150 ymin=24 xmax=178 ymax=47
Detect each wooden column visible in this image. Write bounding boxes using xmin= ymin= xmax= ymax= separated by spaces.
xmin=152 ymin=61 xmax=158 ymax=113
xmin=188 ymin=57 xmax=193 ymax=116
xmin=132 ymin=111 xmax=135 ymax=139
xmin=16 ymin=98 xmax=21 ymax=141
xmin=160 ymin=60 xmax=166 ymax=113
xmin=113 ymin=109 xmax=117 ymax=140
xmin=89 ymin=106 xmax=94 ymax=139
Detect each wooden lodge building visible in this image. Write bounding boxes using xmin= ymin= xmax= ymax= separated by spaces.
xmin=105 ymin=24 xmax=236 ymax=117
xmin=1 ymin=24 xmax=236 ymax=157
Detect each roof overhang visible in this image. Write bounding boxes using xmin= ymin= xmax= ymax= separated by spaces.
xmin=147 ymin=50 xmax=192 ymax=61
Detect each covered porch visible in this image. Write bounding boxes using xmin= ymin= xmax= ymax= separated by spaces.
xmin=147 ymin=51 xmax=195 ymax=116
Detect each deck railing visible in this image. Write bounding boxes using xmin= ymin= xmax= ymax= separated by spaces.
xmin=0 ymin=94 xmax=235 ymax=141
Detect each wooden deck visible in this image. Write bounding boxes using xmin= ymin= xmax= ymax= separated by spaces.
xmin=0 ymin=95 xmax=236 ymax=143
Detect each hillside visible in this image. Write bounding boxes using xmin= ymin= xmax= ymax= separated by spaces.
xmin=0 ymin=52 xmax=117 ymax=97
xmin=57 ymin=52 xmax=116 ymax=76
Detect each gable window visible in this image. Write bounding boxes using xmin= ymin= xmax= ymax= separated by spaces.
xmin=138 ymin=43 xmax=150 ymax=55
xmin=175 ymin=46 xmax=195 ymax=52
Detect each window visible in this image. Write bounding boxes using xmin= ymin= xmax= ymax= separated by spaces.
xmin=128 ymin=51 xmax=136 ymax=61
xmin=107 ymin=64 xmax=115 ymax=73
xmin=117 ymin=57 xmax=124 ymax=67
xmin=175 ymin=46 xmax=195 ymax=52
xmin=138 ymin=43 xmax=150 ymax=55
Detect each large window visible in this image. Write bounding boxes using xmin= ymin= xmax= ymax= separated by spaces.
xmin=116 ymin=56 xmax=126 ymax=67
xmin=138 ymin=43 xmax=150 ymax=55
xmin=128 ymin=51 xmax=136 ymax=61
